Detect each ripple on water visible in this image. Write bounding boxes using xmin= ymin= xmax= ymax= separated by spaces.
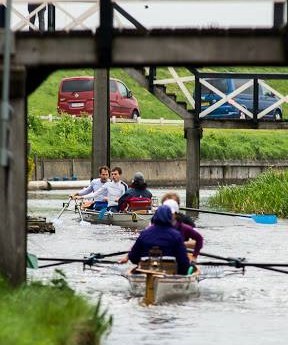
xmin=28 ymin=189 xmax=288 ymax=345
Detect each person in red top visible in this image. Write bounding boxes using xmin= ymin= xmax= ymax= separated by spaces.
xmin=161 ymin=194 xmax=204 ymax=262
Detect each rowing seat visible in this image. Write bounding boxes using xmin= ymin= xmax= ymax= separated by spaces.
xmin=139 ymin=256 xmax=177 ymax=275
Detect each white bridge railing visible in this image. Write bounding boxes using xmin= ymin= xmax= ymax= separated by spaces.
xmin=0 ymin=0 xmax=284 ymax=32
xmin=0 ymin=1 xmax=102 ymax=32
xmin=198 ymin=78 xmax=288 ymax=120
xmin=39 ymin=114 xmax=184 ymax=125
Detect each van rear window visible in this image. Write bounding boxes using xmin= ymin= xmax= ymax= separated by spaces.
xmin=62 ymin=80 xmax=94 ymax=92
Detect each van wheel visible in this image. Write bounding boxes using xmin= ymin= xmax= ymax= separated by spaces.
xmin=131 ymin=110 xmax=139 ymax=120
xmin=273 ymin=110 xmax=282 ymax=121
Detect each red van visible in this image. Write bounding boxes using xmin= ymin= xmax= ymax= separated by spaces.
xmin=57 ymin=76 xmax=140 ymax=119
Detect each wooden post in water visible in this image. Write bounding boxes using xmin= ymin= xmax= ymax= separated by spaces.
xmin=0 ymin=67 xmax=27 ymax=285
xmin=92 ymin=0 xmax=113 ymax=175
xmin=92 ymin=68 xmax=110 ymax=176
xmin=185 ymin=118 xmax=202 ymax=208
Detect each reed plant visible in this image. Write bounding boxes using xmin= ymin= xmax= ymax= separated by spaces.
xmin=0 ymin=271 xmax=112 ymax=345
xmin=208 ymin=168 xmax=288 ymax=217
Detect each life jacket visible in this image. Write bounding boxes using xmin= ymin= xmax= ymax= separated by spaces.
xmin=126 ymin=197 xmax=152 ymax=212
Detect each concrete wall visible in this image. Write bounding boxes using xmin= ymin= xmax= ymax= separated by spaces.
xmin=32 ymin=158 xmax=288 ymax=186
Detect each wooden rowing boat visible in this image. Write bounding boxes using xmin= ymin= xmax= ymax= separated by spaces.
xmin=126 ymin=256 xmax=200 ymax=304
xmin=127 ymin=267 xmax=200 ymax=304
xmin=80 ymin=208 xmax=154 ymax=229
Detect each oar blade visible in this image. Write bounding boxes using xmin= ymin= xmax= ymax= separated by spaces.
xmin=26 ymin=253 xmax=38 ymax=269
xmin=179 ymin=206 xmax=278 ymax=224
xmin=251 ymin=214 xmax=277 ymax=224
xmin=52 ymin=197 xmax=72 ymax=223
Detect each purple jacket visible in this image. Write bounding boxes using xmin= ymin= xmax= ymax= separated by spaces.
xmin=128 ymin=205 xmax=190 ymax=275
xmin=175 ymin=221 xmax=203 ymax=257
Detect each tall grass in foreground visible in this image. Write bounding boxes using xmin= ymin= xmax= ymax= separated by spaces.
xmin=0 ymin=271 xmax=112 ymax=345
xmin=208 ymin=169 xmax=288 ymax=217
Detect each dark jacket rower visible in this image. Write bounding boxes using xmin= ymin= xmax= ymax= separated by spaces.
xmin=127 ymin=205 xmax=190 ymax=275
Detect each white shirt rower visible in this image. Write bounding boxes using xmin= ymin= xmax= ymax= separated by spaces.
xmin=81 ymin=167 xmax=128 ymax=211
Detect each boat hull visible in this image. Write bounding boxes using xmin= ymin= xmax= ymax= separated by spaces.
xmin=81 ymin=209 xmax=153 ymax=229
xmin=127 ymin=269 xmax=200 ymax=304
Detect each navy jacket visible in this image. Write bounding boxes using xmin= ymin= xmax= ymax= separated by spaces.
xmin=128 ymin=206 xmax=190 ymax=275
xmin=118 ymin=181 xmax=152 ymax=211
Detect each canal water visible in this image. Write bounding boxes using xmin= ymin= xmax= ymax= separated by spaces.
xmin=27 ymin=188 xmax=288 ymax=345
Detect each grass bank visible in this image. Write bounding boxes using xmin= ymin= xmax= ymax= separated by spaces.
xmin=208 ymin=169 xmax=288 ymax=217
xmin=28 ymin=115 xmax=288 ymax=160
xmin=0 ymin=271 xmax=112 ymax=345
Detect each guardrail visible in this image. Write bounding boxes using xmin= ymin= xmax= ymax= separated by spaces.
xmin=38 ymin=114 xmax=184 ymax=125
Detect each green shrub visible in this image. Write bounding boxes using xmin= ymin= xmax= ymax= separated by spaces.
xmin=0 ymin=271 xmax=112 ymax=345
xmin=28 ymin=114 xmax=43 ymax=135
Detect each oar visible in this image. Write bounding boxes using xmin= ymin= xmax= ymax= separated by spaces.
xmin=198 ymin=251 xmax=241 ymax=262
xmin=54 ymin=197 xmax=72 ymax=220
xmin=38 ymin=251 xmax=129 ymax=261
xmin=197 ymin=260 xmax=288 ymax=275
xmin=197 ymin=251 xmax=288 ymax=274
xmin=74 ymin=200 xmax=85 ymax=223
xmin=38 ymin=259 xmax=120 ymax=269
xmin=27 ymin=251 xmax=129 ymax=269
xmin=26 ymin=253 xmax=39 ymax=269
xmin=90 ymin=251 xmax=129 ymax=258
xmin=180 ymin=207 xmax=277 ymax=224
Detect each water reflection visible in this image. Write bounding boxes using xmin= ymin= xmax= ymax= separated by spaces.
xmin=27 ymin=188 xmax=288 ymax=345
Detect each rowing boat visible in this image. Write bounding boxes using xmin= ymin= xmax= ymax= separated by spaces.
xmin=127 ymin=267 xmax=200 ymax=304
xmin=80 ymin=208 xmax=154 ymax=229
xmin=126 ymin=256 xmax=200 ymax=304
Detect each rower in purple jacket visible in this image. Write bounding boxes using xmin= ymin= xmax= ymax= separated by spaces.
xmin=119 ymin=205 xmax=190 ymax=275
xmin=160 ymin=192 xmax=204 ymax=262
